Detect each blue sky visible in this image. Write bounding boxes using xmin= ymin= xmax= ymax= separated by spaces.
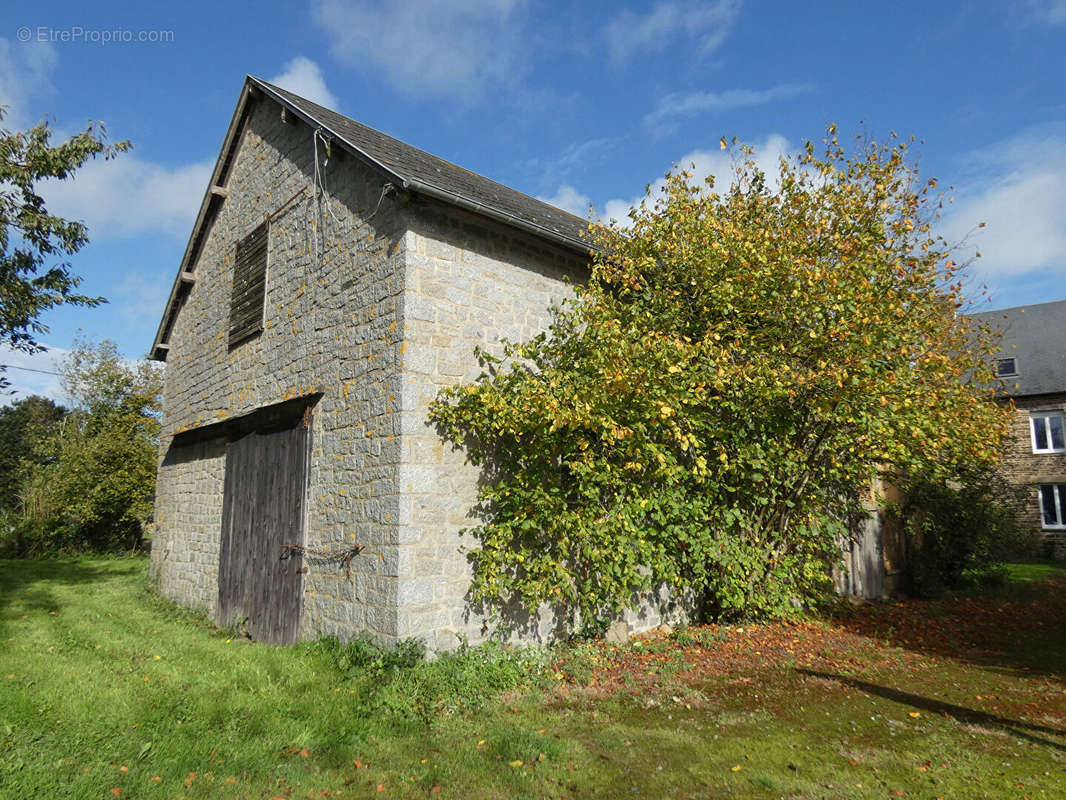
xmin=1 ymin=0 xmax=1064 ymax=400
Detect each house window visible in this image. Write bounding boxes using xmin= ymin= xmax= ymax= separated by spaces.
xmin=995 ymin=357 xmax=1017 ymax=377
xmin=229 ymin=221 xmax=269 ymax=347
xmin=1039 ymin=485 xmax=1066 ymax=529
xmin=1030 ymin=412 xmax=1066 ymax=453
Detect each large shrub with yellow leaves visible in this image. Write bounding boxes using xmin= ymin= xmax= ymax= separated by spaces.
xmin=429 ymin=130 xmax=1009 ymax=627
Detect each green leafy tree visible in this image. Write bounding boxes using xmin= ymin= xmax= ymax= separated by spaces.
xmin=0 ymin=394 xmax=66 ymax=511
xmin=0 ymin=394 xmax=66 ymax=553
xmin=899 ymin=466 xmax=1029 ymax=596
xmin=0 ymin=108 xmax=130 ymax=388
xmin=18 ymin=338 xmax=162 ymax=554
xmin=430 ymin=128 xmax=1009 ymax=627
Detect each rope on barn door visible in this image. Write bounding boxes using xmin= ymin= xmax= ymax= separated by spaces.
xmin=281 ymin=542 xmax=363 ymax=580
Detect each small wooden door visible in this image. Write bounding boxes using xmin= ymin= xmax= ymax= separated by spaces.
xmin=216 ymin=415 xmax=309 ymax=644
xmin=836 ymin=514 xmax=885 ymax=600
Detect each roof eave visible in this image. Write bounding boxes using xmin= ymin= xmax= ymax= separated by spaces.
xmin=150 ymin=76 xmax=594 ymax=361
xmin=150 ymin=78 xmax=256 ymax=361
xmin=247 ymin=76 xmax=409 ymax=189
xmin=405 ymin=177 xmax=591 ymax=256
xmin=249 ymin=77 xmax=591 ymax=255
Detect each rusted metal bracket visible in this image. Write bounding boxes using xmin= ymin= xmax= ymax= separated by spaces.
xmin=281 ymin=542 xmax=363 ymax=580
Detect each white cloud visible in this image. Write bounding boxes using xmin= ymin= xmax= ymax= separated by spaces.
xmin=42 ymin=156 xmax=213 ymax=240
xmin=941 ymin=125 xmax=1066 ymax=283
xmin=644 ymin=84 xmax=813 ymax=133
xmin=1 ymin=36 xmax=209 ymax=244
xmin=604 ymin=0 xmax=742 ymax=64
xmin=539 ymin=185 xmax=592 ymax=217
xmin=598 ymin=133 xmax=791 ymax=225
xmin=311 ymin=0 xmax=528 ymax=100
xmin=114 ymin=273 xmax=172 ymax=332
xmin=0 ymin=36 xmax=58 ymax=128
xmin=553 ymin=137 xmax=619 ymax=175
xmin=0 ymin=344 xmax=68 ymax=404
xmin=270 ymin=56 xmax=339 ymax=108
xmin=1025 ymin=0 xmax=1066 ymax=25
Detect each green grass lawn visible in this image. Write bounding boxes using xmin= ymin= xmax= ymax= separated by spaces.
xmin=1004 ymin=559 xmax=1066 ymax=584
xmin=2 ymin=558 xmax=1064 ymax=799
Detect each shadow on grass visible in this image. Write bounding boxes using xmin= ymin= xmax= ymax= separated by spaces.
xmin=799 ymin=669 xmax=1066 ymax=752
xmin=831 ymin=574 xmax=1066 ymax=681
xmin=0 ymin=558 xmax=142 ymax=635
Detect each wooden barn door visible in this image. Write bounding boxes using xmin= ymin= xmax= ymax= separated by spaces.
xmin=216 ymin=415 xmax=309 ymax=644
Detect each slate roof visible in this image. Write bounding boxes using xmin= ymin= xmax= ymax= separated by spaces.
xmin=251 ymin=77 xmax=591 ymax=251
xmin=151 ymin=76 xmax=593 ymax=360
xmin=968 ymin=299 xmax=1066 ymax=397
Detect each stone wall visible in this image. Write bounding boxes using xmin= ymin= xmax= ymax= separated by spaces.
xmin=997 ymin=393 xmax=1066 ymax=555
xmin=394 ymin=201 xmax=684 ymax=649
xmin=153 ymin=92 xmax=689 ymax=650
xmin=150 ymin=437 xmax=226 ymax=611
xmin=152 ymin=93 xmax=410 ymax=642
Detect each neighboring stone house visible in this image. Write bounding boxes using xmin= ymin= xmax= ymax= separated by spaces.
xmin=970 ymin=299 xmax=1066 ymax=557
xmin=149 ymin=76 xmax=679 ymax=647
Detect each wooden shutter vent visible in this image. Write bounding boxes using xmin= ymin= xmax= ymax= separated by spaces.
xmin=228 ymin=221 xmax=268 ymax=347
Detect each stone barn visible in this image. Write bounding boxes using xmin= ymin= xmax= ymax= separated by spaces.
xmin=149 ymin=76 xmax=677 ymax=648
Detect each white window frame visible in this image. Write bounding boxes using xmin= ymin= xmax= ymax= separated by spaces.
xmin=1039 ymin=484 xmax=1066 ymax=530
xmin=1029 ymin=411 xmax=1066 ymax=454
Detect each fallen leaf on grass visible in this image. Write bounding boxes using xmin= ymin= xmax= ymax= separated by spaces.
xmin=149 ymin=777 xmax=161 ymax=783
xmin=430 ymin=786 xmax=442 ymax=794
xmin=110 ymin=789 xmax=121 ymax=797
xmin=376 ymin=783 xmax=386 ymax=792
xmin=908 ymin=712 xmax=921 ymax=718
xmin=730 ymin=765 xmax=742 ymax=772
xmin=509 ymin=760 xmax=523 ymax=768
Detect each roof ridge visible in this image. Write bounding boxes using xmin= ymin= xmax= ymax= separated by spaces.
xmin=254 ymin=79 xmax=561 ymax=207
xmin=249 ymin=76 xmax=592 ymax=252
xmin=968 ymin=297 xmax=1066 ymax=316
xmin=151 ymin=75 xmax=594 ymax=360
